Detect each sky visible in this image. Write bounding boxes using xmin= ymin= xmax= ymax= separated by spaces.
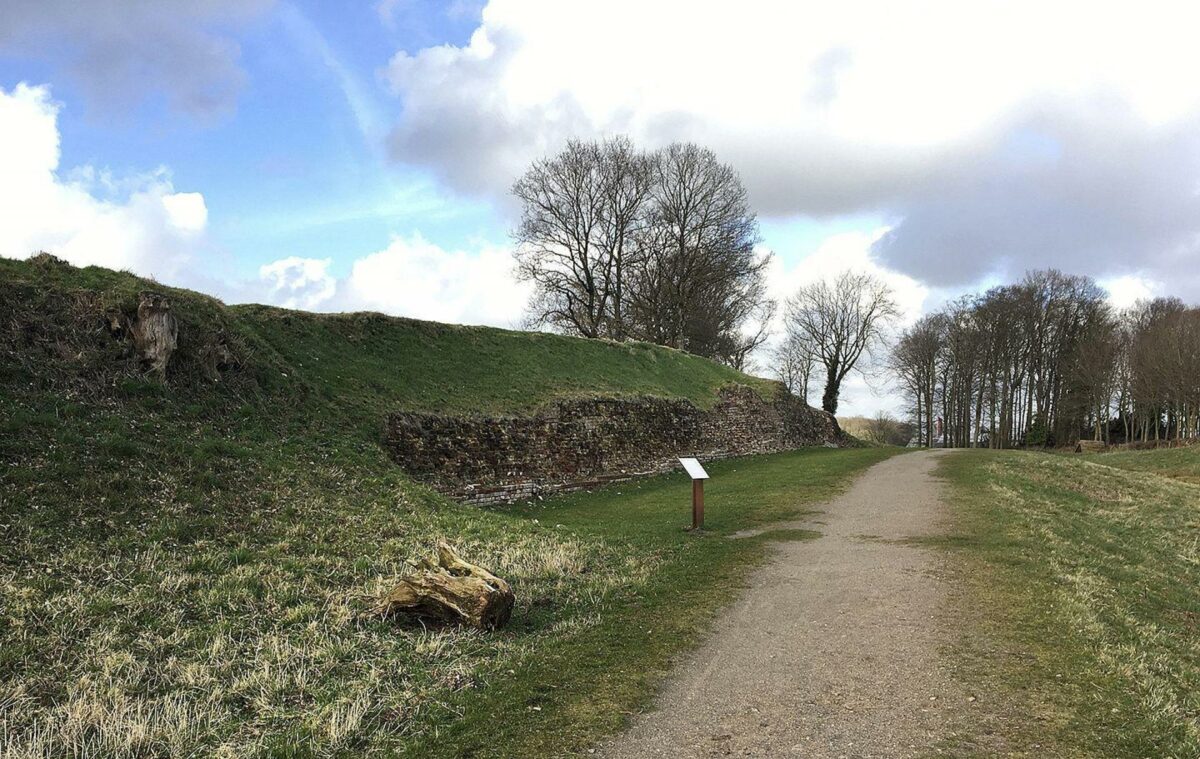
xmin=2 ymin=0 xmax=1199 ymax=416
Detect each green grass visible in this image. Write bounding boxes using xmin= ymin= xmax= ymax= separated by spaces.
xmin=399 ymin=447 xmax=897 ymax=757
xmin=0 ymin=255 xmax=873 ymax=757
xmin=0 ymin=256 xmax=772 ymax=423
xmin=0 ymin=433 xmax=891 ymax=757
xmin=1078 ymin=445 xmax=1200 ymax=485
xmin=932 ymin=449 xmax=1200 ymax=758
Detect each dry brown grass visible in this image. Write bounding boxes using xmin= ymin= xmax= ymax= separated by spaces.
xmin=0 ymin=510 xmax=626 ymax=757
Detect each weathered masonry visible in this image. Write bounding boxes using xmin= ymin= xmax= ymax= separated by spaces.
xmin=384 ymin=384 xmax=843 ymax=504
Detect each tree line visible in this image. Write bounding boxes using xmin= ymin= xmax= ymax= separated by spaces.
xmin=891 ymin=270 xmax=1200 ymax=448
xmin=512 ymin=137 xmax=772 ymax=368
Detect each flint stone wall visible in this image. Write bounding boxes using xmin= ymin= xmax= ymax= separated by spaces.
xmin=384 ymin=384 xmax=842 ymax=505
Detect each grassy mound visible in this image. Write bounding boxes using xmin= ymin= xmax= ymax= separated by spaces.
xmin=1 ymin=254 xmax=772 ymax=419
xmin=0 ymin=255 xmax=875 ymax=757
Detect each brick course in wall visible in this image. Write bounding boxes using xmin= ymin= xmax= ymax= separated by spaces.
xmin=384 ymin=384 xmax=842 ymax=504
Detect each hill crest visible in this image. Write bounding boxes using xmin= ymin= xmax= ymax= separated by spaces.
xmin=0 ymin=253 xmax=778 ymax=421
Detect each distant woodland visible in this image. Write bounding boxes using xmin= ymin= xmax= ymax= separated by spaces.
xmin=891 ymin=270 xmax=1200 ymax=448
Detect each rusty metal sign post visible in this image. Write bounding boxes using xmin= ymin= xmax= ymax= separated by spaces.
xmin=678 ymin=457 xmax=710 ymax=530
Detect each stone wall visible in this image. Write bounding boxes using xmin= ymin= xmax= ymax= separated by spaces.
xmin=384 ymin=384 xmax=842 ymax=504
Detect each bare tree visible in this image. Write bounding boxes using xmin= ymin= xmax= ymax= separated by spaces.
xmin=512 ymin=140 xmax=609 ymax=338
xmin=891 ymin=314 xmax=945 ymax=446
xmin=784 ymin=271 xmax=899 ymax=415
xmin=627 ymin=142 xmax=770 ymax=365
xmin=512 ymin=137 xmax=655 ymax=339
xmin=1127 ymin=298 xmax=1200 ymax=443
xmin=838 ymin=412 xmax=914 ymax=446
xmin=772 ymin=331 xmax=816 ymax=401
xmin=1065 ymin=306 xmax=1118 ymax=442
xmin=596 ymin=137 xmax=655 ymax=340
xmin=513 ymin=138 xmax=771 ymax=367
xmin=864 ymin=411 xmax=912 ymax=446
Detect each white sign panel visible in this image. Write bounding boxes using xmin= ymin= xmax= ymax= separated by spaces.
xmin=678 ymin=457 xmax=709 ymax=480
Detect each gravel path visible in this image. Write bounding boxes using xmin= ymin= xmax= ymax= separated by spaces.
xmin=600 ymin=450 xmax=969 ymax=758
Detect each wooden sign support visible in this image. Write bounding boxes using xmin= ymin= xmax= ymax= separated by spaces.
xmin=678 ymin=457 xmax=710 ymax=530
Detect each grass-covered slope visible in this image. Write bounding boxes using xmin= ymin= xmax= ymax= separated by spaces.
xmin=934 ymin=449 xmax=1200 ymax=758
xmin=1078 ymin=445 xmax=1200 ymax=485
xmin=0 ymin=255 xmax=868 ymax=757
xmin=1 ymin=255 xmax=772 ymax=422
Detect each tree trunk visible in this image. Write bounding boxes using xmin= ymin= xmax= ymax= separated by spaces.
xmin=374 ymin=542 xmax=514 ymax=630
xmin=916 ymin=393 xmax=923 ymax=446
xmin=822 ymin=363 xmax=840 ymax=415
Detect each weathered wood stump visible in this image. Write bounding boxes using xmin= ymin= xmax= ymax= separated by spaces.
xmin=129 ymin=291 xmax=178 ymax=381
xmin=374 ymin=541 xmax=514 ymax=630
xmin=200 ymin=331 xmax=238 ymax=382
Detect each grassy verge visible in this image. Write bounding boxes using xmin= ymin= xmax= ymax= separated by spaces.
xmin=403 ymin=447 xmax=896 ymax=757
xmin=932 ymin=450 xmax=1200 ymax=758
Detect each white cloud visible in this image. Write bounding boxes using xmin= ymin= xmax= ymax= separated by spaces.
xmin=258 ymin=256 xmax=336 ymax=309
xmin=766 ymin=230 xmax=929 ymax=328
xmin=386 ymin=1 xmax=1200 ymax=201
xmin=1100 ymin=274 xmax=1161 ymax=310
xmin=385 ymin=0 xmax=1200 ymax=300
xmin=0 ymin=81 xmax=531 ymax=330
xmin=252 ymin=233 xmax=530 ymax=327
xmin=337 ymin=233 xmax=531 ymax=326
xmin=161 ymin=192 xmax=208 ymax=234
xmin=0 ymin=83 xmax=210 ymax=280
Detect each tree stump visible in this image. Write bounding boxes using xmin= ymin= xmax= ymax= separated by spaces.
xmin=129 ymin=291 xmax=178 ymax=381
xmin=200 ymin=332 xmax=238 ymax=382
xmin=374 ymin=541 xmax=514 ymax=630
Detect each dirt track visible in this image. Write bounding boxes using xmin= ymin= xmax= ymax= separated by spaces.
xmin=600 ymin=450 xmax=969 ymax=758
